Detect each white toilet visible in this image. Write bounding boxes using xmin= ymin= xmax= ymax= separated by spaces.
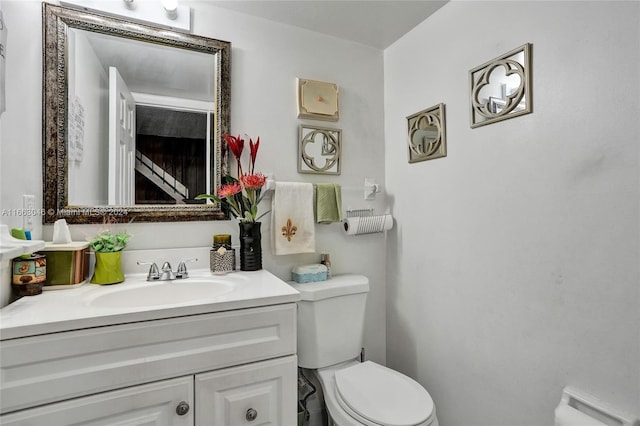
xmin=290 ymin=275 xmax=439 ymax=426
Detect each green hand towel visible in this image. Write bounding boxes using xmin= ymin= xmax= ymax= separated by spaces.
xmin=316 ymin=183 xmax=342 ymax=223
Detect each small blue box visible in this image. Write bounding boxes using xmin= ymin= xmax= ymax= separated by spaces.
xmin=292 ymin=264 xmax=328 ymax=283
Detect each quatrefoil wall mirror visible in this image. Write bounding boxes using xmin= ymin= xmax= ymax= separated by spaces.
xmin=407 ymin=103 xmax=447 ymax=163
xmin=298 ymin=125 xmax=341 ymax=175
xmin=470 ymin=43 xmax=532 ymax=128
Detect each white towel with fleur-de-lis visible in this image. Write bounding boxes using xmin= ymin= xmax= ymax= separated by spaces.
xmin=271 ymin=182 xmax=315 ymax=255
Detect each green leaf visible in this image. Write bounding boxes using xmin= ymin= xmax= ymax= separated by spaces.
xmin=195 ymin=193 xmax=221 ymax=203
xmin=255 ymin=209 xmax=271 ymax=221
xmin=88 ymin=226 xmax=132 ymax=252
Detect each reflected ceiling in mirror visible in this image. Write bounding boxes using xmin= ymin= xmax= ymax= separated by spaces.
xmin=469 ymin=43 xmax=532 ymax=128
xmin=43 ymin=3 xmax=231 ymax=223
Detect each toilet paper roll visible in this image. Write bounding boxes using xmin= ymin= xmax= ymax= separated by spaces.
xmin=554 ymin=405 xmax=607 ymax=426
xmin=343 ymin=214 xmax=393 ymax=235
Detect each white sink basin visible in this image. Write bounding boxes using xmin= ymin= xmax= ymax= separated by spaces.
xmin=1 ymin=269 xmax=301 ymax=339
xmin=89 ymin=278 xmax=235 ymax=308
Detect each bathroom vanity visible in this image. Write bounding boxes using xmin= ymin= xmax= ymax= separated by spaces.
xmin=0 ymin=270 xmax=299 ymax=425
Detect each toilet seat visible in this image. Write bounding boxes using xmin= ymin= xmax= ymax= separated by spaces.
xmin=333 ymin=361 xmax=435 ymax=426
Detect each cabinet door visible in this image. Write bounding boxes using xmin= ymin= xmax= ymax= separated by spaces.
xmin=0 ymin=376 xmax=193 ymax=426
xmin=196 ymin=356 xmax=297 ymax=426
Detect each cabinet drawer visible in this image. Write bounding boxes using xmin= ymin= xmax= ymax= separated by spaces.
xmin=0 ymin=303 xmax=296 ymax=414
xmin=196 ymin=355 xmax=297 ymax=426
xmin=0 ymin=376 xmax=193 ymax=426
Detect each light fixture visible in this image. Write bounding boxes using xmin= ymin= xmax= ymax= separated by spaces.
xmin=60 ymin=0 xmax=190 ymax=31
xmin=161 ymin=0 xmax=178 ymax=20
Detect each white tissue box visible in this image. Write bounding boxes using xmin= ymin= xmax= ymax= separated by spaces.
xmin=292 ymin=264 xmax=328 ymax=283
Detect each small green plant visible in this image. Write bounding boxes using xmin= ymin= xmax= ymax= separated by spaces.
xmin=88 ymin=218 xmax=132 ymax=252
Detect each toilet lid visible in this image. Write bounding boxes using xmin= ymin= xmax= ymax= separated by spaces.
xmin=334 ymin=361 xmax=434 ymax=426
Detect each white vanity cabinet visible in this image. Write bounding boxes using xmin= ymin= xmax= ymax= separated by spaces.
xmin=196 ymin=356 xmax=297 ymax=425
xmin=0 ymin=376 xmax=195 ymax=425
xmin=1 ymin=357 xmax=297 ymax=426
xmin=0 ymin=302 xmax=298 ymax=426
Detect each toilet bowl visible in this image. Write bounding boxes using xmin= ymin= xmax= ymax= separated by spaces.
xmin=314 ymin=360 xmax=438 ymax=426
xmin=289 ymin=275 xmax=439 ymax=426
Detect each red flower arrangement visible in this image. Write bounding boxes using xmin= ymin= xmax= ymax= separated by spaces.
xmin=196 ymin=134 xmax=269 ymax=223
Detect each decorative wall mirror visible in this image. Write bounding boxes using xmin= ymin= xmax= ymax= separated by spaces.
xmin=407 ymin=103 xmax=447 ymax=163
xmin=298 ymin=125 xmax=341 ymax=175
xmin=469 ymin=43 xmax=532 ymax=128
xmin=43 ymin=3 xmax=231 ymax=223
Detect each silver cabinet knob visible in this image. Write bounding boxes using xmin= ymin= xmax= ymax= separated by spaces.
xmin=176 ymin=401 xmax=190 ymax=416
xmin=246 ymin=408 xmax=258 ymax=421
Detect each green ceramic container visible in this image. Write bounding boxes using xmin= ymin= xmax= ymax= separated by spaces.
xmin=91 ymin=251 xmax=125 ymax=285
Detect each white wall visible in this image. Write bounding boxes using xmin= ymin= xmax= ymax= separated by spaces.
xmin=0 ymin=0 xmax=42 ymax=306
xmin=4 ymin=1 xmax=637 ymax=423
xmin=384 ymin=1 xmax=639 ymax=425
xmin=0 ymin=0 xmax=388 ymax=364
xmin=68 ymin=28 xmax=109 ymax=205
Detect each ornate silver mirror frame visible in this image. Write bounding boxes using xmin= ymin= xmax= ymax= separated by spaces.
xmin=42 ymin=3 xmax=231 ymax=223
xmin=469 ymin=43 xmax=532 ymax=128
xmin=407 ymin=103 xmax=447 ymax=163
xmin=298 ymin=125 xmax=341 ymax=175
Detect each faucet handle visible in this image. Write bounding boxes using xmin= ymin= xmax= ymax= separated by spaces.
xmin=176 ymin=258 xmax=198 ymax=279
xmin=137 ymin=261 xmax=160 ymax=281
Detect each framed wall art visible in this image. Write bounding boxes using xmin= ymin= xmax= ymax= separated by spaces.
xmin=297 ymin=78 xmax=339 ymax=121
xmin=298 ymin=125 xmax=341 ymax=175
xmin=407 ymin=103 xmax=447 ymax=163
xmin=469 ymin=43 xmax=532 ymax=128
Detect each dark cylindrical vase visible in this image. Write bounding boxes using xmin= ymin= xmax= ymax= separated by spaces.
xmin=239 ymin=222 xmax=262 ymax=271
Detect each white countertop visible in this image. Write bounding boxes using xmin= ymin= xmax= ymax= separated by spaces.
xmin=0 ymin=269 xmax=300 ymax=340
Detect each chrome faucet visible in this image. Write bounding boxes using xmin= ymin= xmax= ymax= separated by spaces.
xmin=160 ymin=262 xmax=175 ymax=280
xmin=175 ymin=258 xmax=197 ymax=279
xmin=138 ymin=258 xmax=197 ymax=281
xmin=137 ymin=261 xmax=160 ymax=281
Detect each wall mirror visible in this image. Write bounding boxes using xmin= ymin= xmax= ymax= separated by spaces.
xmin=43 ymin=3 xmax=230 ymax=223
xmin=469 ymin=43 xmax=532 ymax=128
xmin=298 ymin=125 xmax=341 ymax=175
xmin=407 ymin=103 xmax=447 ymax=163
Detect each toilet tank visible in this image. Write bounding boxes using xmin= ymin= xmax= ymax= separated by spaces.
xmin=289 ymin=274 xmax=369 ymax=369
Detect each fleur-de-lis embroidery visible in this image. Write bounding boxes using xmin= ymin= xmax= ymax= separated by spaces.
xmin=281 ymin=218 xmax=298 ymax=242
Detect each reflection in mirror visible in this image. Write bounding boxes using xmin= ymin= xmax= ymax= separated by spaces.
xmin=469 ymin=43 xmax=532 ymax=128
xmin=43 ymin=3 xmax=230 ymax=223
xmin=407 ymin=103 xmax=447 ymax=163
xmin=134 ymin=105 xmax=213 ymax=205
xmin=298 ymin=125 xmax=341 ymax=175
